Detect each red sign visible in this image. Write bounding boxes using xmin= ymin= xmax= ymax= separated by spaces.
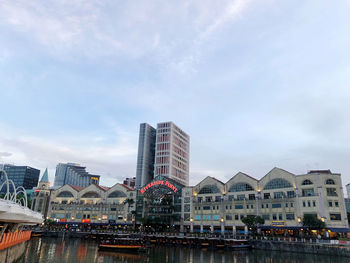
xmin=140 ymin=180 xmax=178 ymax=194
xmin=59 ymin=219 xmax=67 ymax=222
xmin=81 ymin=219 xmax=91 ymax=223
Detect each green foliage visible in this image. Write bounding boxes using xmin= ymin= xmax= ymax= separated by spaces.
xmin=302 ymin=214 xmax=326 ymax=230
xmin=241 ymin=215 xmax=265 ymax=233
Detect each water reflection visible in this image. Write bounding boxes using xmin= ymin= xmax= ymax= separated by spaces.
xmin=20 ymin=238 xmax=349 ymax=263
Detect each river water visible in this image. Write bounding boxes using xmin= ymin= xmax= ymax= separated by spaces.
xmin=18 ymin=237 xmax=349 ymax=263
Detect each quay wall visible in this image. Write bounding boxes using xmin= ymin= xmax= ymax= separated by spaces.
xmin=0 ymin=240 xmax=27 ymax=263
xmin=251 ymin=240 xmax=350 ymax=257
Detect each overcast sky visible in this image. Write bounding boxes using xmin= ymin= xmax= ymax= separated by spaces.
xmin=1 ymin=0 xmax=350 ymax=193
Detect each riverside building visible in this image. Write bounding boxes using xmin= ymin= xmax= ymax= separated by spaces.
xmin=180 ymin=168 xmax=349 ymax=233
xmin=0 ymin=164 xmax=40 ymax=190
xmin=136 ymin=121 xmax=190 ymax=188
xmin=32 ymin=168 xmax=52 ymax=218
xmin=47 ymin=183 xmax=136 ymax=224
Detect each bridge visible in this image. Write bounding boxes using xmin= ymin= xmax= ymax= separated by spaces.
xmin=0 ymin=169 xmax=43 ymax=261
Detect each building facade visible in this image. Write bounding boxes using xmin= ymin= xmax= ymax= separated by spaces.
xmin=180 ymin=168 xmax=348 ymax=233
xmin=0 ymin=164 xmax=40 ymax=190
xmin=123 ymin=177 xmax=136 ymax=189
xmin=32 ymin=168 xmax=52 ymax=218
xmin=48 ymin=183 xmax=136 ymax=224
xmin=135 ymin=123 xmax=156 ymax=189
xmin=53 ymin=163 xmax=100 ymax=189
xmin=136 ymin=121 xmax=190 ymax=188
xmin=154 ymin=122 xmax=190 ymax=186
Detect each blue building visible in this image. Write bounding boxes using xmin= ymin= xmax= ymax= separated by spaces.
xmin=0 ymin=164 xmax=40 ymax=190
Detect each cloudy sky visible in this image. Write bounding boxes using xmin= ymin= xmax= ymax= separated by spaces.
xmin=1 ymin=0 xmax=350 ymax=191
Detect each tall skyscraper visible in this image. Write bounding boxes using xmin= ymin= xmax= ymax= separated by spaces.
xmin=0 ymin=164 xmax=40 ymax=190
xmin=135 ymin=123 xmax=156 ymax=188
xmin=136 ymin=121 xmax=190 ymax=187
xmin=346 ymin=183 xmax=350 ymax=198
xmin=53 ymin=163 xmax=100 ymax=189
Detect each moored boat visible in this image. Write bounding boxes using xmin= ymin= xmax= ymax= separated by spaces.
xmin=98 ymin=238 xmax=148 ymax=253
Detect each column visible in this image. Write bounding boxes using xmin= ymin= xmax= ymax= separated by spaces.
xmin=232 ymin=225 xmax=236 ymax=237
xmin=200 ymin=224 xmax=203 ymax=233
xmin=220 ymin=221 xmax=225 ymax=235
xmin=210 ymin=224 xmax=214 ymax=233
xmin=190 ymin=222 xmax=194 ymax=232
xmin=244 ymin=225 xmax=248 ymax=237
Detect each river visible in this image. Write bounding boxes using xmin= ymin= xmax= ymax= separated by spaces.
xmin=17 ymin=237 xmax=349 ymax=263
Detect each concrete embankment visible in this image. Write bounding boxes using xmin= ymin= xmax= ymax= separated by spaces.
xmin=0 ymin=240 xmax=27 ymax=263
xmin=250 ymin=240 xmax=350 ymax=256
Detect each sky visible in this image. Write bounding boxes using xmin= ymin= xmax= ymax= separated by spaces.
xmin=0 ymin=0 xmax=350 ymax=192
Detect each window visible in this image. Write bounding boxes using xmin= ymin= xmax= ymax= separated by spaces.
xmin=184 ymin=197 xmax=190 ymax=203
xmin=272 ymin=203 xmax=282 ymax=208
xmin=290 ymin=202 xmax=294 ymax=207
xmin=286 ymin=213 xmax=295 ymax=220
xmin=235 ymin=214 xmax=239 ymax=220
xmin=328 ymin=201 xmax=333 ymax=207
xmin=251 ymin=204 xmax=254 ymax=209
xmin=226 ymin=214 xmax=232 ymax=220
xmin=184 ymin=205 xmax=190 ymax=212
xmin=274 ymin=192 xmax=284 ymax=199
xmin=285 ymin=203 xmax=288 ymax=207
xmin=273 ymin=214 xmax=277 ymax=220
xmin=266 ymin=204 xmax=269 ymax=208
xmin=327 ymin=188 xmax=337 ymax=196
xmin=264 ymin=193 xmax=271 ymax=199
xmin=264 ymin=178 xmax=292 ymax=190
xmin=197 ymin=197 xmax=202 ymax=203
xmin=335 ymin=202 xmax=339 ymax=207
xmin=326 ymin=179 xmax=335 ymax=185
xmin=261 ymin=204 xmax=264 ymax=208
xmin=215 ymin=196 xmax=221 ymax=202
xmin=249 ymin=194 xmax=255 ymax=200
xmin=262 ymin=214 xmax=270 ymax=220
xmin=57 ymin=191 xmax=74 ymax=198
xmin=237 ymin=194 xmax=245 ymax=200
xmin=303 ymin=201 xmax=306 ymax=207
xmin=302 ymin=180 xmax=313 ymax=185
xmin=107 ymin=191 xmax=127 ymax=198
xmin=228 ymin=183 xmax=254 ymax=192
xmin=246 ymin=205 xmax=249 ymax=209
xmin=287 ymin=191 xmax=296 ymax=198
xmin=81 ymin=192 xmax=100 ymax=198
xmin=235 ymin=205 xmax=243 ymax=209
xmin=302 ymin=188 xmax=315 ymax=197
xmin=213 ymin=206 xmax=215 ymax=210
xmin=313 ymin=201 xmax=316 ymax=207
xmin=228 ymin=195 xmax=234 ymax=201
xmin=203 ymin=206 xmax=210 ymax=210
xmin=194 ymin=215 xmax=201 ymax=220
xmin=279 ymin=214 xmax=283 ymax=220
xmin=198 ymin=185 xmax=220 ymax=194
xmin=212 ymin=215 xmax=220 ymax=221
xmin=205 ymin=197 xmax=212 ymax=202
xmin=240 ymin=215 xmax=244 ymax=220
xmin=330 ymin=213 xmax=341 ymax=221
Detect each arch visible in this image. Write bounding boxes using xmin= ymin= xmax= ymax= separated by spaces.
xmin=302 ymin=179 xmax=313 ymax=185
xmin=228 ymin=182 xmax=254 ymax=192
xmin=198 ymin=185 xmax=220 ymax=194
xmin=57 ymin=191 xmax=74 ymax=198
xmin=264 ymin=178 xmax=292 ymax=190
xmin=81 ymin=191 xmax=101 ymax=198
xmin=107 ymin=190 xmax=127 ymax=198
xmin=325 ymin=179 xmax=335 ymax=185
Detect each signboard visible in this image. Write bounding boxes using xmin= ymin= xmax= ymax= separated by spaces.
xmin=81 ymin=219 xmax=91 ymax=223
xmin=271 ymin=221 xmax=285 ymax=226
xmin=140 ymin=180 xmax=178 ymax=194
xmin=59 ymin=219 xmax=67 ymax=222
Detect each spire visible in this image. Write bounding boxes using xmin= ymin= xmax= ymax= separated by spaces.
xmin=40 ymin=168 xmax=49 ymax=183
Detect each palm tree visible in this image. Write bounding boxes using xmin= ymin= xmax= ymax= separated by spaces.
xmin=123 ymin=198 xmax=135 ymax=220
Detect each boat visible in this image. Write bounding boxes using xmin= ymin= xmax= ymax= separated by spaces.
xmin=225 ymin=239 xmax=251 ymax=249
xmin=31 ymin=232 xmax=42 ymax=237
xmin=98 ymin=238 xmax=148 ymax=253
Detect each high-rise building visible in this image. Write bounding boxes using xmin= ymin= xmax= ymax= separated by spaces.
xmin=346 ymin=183 xmax=350 ymax=198
xmin=136 ymin=121 xmax=190 ymax=187
xmin=154 ymin=122 xmax=190 ymax=186
xmin=53 ymin=163 xmax=100 ymax=189
xmin=0 ymin=164 xmax=40 ymax=190
xmin=135 ymin=123 xmax=156 ymax=188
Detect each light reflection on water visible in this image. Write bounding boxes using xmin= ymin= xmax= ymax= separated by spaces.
xmin=19 ymin=237 xmax=349 ymax=263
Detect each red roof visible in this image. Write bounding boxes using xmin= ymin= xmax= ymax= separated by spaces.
xmin=95 ymin=185 xmax=110 ymax=191
xmin=121 ymin=184 xmax=133 ymax=191
xmin=68 ymin=185 xmax=84 ymax=192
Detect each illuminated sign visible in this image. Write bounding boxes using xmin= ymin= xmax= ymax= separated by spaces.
xmin=140 ymin=180 xmax=178 ymax=194
xmin=271 ymin=221 xmax=285 ymax=226
xmin=59 ymin=219 xmax=67 ymax=222
xmin=91 ymin=177 xmax=99 ymax=181
xmin=102 ymin=215 xmax=108 ymax=220
xmin=81 ymin=219 xmax=91 ymax=223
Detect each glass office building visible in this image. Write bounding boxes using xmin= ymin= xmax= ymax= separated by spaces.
xmin=53 ymin=163 xmax=100 ymax=189
xmin=0 ymin=164 xmax=40 ymax=190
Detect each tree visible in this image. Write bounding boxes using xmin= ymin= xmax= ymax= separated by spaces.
xmin=302 ymin=214 xmax=326 ymax=234
xmin=241 ymin=215 xmax=265 ymax=234
xmin=348 ymin=212 xmax=350 ymax=225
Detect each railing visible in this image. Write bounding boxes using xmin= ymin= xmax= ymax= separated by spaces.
xmin=0 ymin=231 xmax=31 ymax=250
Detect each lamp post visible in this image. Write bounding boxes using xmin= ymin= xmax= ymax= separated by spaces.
xmin=190 ymin=217 xmax=194 ymax=232
xmin=220 ymin=218 xmax=225 ymax=236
